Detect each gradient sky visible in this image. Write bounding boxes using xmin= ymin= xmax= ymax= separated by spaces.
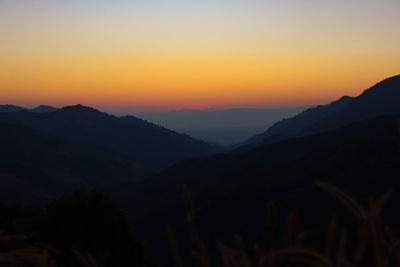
xmin=0 ymin=0 xmax=399 ymax=112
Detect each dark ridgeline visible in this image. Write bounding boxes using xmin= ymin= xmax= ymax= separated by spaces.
xmin=0 ymin=104 xmax=223 ymax=171
xmin=237 ymin=74 xmax=400 ymax=148
xmin=0 ymin=74 xmax=400 ymax=266
xmin=0 ymin=104 xmax=26 ymax=113
xmin=0 ymin=104 xmax=58 ymax=113
xmin=30 ymin=105 xmax=58 ymax=113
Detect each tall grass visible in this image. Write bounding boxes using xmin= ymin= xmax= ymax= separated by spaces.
xmin=168 ymin=182 xmax=400 ymax=267
xmin=0 ymin=240 xmax=56 ymax=267
xmin=1 ymin=181 xmax=398 ymax=266
xmin=0 ymin=238 xmax=99 ymax=267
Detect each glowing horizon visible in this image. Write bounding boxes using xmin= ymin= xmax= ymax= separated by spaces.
xmin=1 ymin=0 xmax=399 ymax=112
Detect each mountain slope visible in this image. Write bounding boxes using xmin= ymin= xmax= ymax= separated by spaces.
xmin=0 ymin=105 xmax=223 ymax=170
xmin=306 ymin=75 xmax=400 ymax=134
xmin=137 ymin=113 xmax=400 ymax=194
xmin=239 ymin=75 xmax=400 ymax=147
xmin=0 ymin=123 xmax=146 ymax=204
xmin=127 ymin=114 xmax=400 ymax=259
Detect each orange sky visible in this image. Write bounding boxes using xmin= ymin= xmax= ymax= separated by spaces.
xmin=0 ymin=0 xmax=399 ymax=112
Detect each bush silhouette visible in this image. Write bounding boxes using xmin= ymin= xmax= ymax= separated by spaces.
xmin=39 ymin=191 xmax=143 ymax=267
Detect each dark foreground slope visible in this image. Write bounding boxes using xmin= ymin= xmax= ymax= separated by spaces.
xmin=1 ymin=114 xmax=399 ymax=266
xmin=239 ymin=75 xmax=400 ymax=147
xmin=0 ymin=105 xmax=222 ymax=170
xmin=0 ymin=123 xmax=146 ymax=204
xmin=127 ymin=114 xmax=400 ymax=262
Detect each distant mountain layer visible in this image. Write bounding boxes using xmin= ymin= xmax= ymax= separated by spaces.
xmin=239 ymin=75 xmax=400 ymax=147
xmin=0 ymin=105 xmax=58 ymax=113
xmin=30 ymin=105 xmax=58 ymax=113
xmin=0 ymin=105 xmax=222 ymax=170
xmin=0 ymin=105 xmax=26 ymax=113
xmin=136 ymin=107 xmax=307 ymax=146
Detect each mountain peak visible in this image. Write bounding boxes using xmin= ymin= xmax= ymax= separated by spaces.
xmin=328 ymin=95 xmax=354 ymax=106
xmin=0 ymin=105 xmax=26 ymax=112
xmin=30 ymin=105 xmax=58 ymax=113
xmin=60 ymin=104 xmax=101 ymax=114
xmin=338 ymin=95 xmax=352 ymax=101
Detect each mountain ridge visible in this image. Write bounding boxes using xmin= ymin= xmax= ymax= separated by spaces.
xmin=238 ymin=75 xmax=400 ymax=148
xmin=0 ymin=104 xmax=58 ymax=113
xmin=0 ymin=104 xmax=223 ymax=170
xmin=31 ymin=105 xmax=58 ymax=113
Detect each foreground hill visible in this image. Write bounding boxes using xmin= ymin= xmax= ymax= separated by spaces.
xmin=126 ymin=114 xmax=400 ymax=261
xmin=0 ymin=105 xmax=222 ymax=170
xmin=239 ymin=75 xmax=400 ymax=147
xmin=136 ymin=107 xmax=307 ymax=146
xmin=0 ymin=123 xmax=145 ymax=204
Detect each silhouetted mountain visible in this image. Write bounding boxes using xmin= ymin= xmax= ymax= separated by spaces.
xmin=306 ymin=75 xmax=400 ymax=134
xmin=30 ymin=105 xmax=58 ymax=113
xmin=0 ymin=105 xmax=26 ymax=112
xmin=0 ymin=105 xmax=222 ymax=170
xmin=136 ymin=107 xmax=307 ymax=146
xmin=0 ymin=123 xmax=146 ymax=204
xmin=126 ymin=114 xmax=400 ymax=261
xmin=0 ymin=104 xmax=57 ymax=113
xmin=239 ymin=75 xmax=400 ymax=147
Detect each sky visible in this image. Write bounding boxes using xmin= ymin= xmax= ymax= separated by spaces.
xmin=0 ymin=0 xmax=399 ymax=112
